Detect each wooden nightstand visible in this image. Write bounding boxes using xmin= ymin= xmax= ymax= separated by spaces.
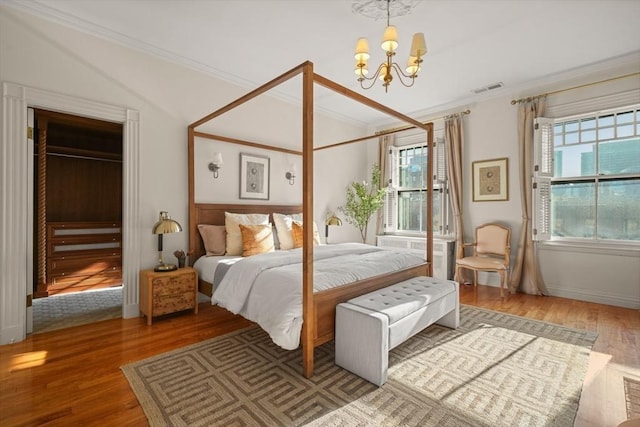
xmin=139 ymin=267 xmax=198 ymax=325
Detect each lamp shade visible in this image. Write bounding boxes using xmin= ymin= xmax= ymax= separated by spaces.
xmin=152 ymin=211 xmax=182 ymax=234
xmin=406 ymin=56 xmax=420 ymax=75
xmin=212 ymin=152 xmax=223 ymax=166
xmin=354 ymin=37 xmax=370 ymax=61
xmin=410 ymin=32 xmax=427 ymax=57
xmin=326 ymin=215 xmax=342 ymax=226
xmin=381 ymin=25 xmax=398 ymax=52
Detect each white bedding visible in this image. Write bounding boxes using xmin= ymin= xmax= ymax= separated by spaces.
xmin=193 ymin=255 xmax=242 ymax=285
xmin=210 ymin=242 xmax=425 ymax=350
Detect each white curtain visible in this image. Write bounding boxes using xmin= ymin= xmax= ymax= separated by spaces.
xmin=510 ymin=98 xmax=549 ymax=295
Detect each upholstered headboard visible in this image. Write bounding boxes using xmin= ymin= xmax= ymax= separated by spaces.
xmin=189 ymin=203 xmax=302 ymax=264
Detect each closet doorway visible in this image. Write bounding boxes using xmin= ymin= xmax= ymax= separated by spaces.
xmin=32 ymin=109 xmax=123 ymax=333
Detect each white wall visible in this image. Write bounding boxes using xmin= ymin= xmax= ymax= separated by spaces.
xmin=0 ymin=5 xmax=369 ymax=343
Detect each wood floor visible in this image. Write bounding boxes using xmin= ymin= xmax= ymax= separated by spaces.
xmin=0 ymin=285 xmax=638 ymax=427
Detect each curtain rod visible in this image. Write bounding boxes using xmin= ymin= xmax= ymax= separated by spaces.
xmin=375 ymin=109 xmax=471 ymax=135
xmin=510 ymin=72 xmax=640 ymax=105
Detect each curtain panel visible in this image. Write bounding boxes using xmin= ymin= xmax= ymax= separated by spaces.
xmin=445 ymin=116 xmax=465 ymax=269
xmin=375 ymin=134 xmax=394 ymax=235
xmin=510 ymin=99 xmax=549 ymax=295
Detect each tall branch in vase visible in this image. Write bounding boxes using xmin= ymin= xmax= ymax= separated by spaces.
xmin=339 ymin=164 xmax=386 ymax=243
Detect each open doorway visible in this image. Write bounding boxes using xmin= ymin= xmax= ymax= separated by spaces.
xmin=31 ymin=109 xmax=123 ymax=333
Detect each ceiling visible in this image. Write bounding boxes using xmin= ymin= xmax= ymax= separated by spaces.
xmin=3 ymin=0 xmax=640 ymax=127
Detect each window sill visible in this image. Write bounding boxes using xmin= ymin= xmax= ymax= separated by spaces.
xmin=538 ymin=240 xmax=640 ymax=257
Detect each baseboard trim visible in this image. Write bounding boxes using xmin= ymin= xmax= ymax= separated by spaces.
xmin=123 ymin=303 xmax=140 ymax=319
xmin=546 ymin=286 xmax=640 ymax=309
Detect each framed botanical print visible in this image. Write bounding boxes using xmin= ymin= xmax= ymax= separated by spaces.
xmin=239 ymin=153 xmax=270 ymax=200
xmin=472 ymin=157 xmax=508 ymax=201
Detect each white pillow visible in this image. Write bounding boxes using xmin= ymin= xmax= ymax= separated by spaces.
xmin=273 ymin=213 xmax=302 ymax=250
xmin=225 ymin=212 xmax=269 ymax=255
xmin=273 ymin=213 xmax=321 ymax=249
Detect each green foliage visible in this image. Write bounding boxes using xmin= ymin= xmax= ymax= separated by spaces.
xmin=339 ymin=164 xmax=387 ymax=243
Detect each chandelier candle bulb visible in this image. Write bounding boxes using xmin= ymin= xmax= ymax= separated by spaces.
xmin=355 ymin=60 xmax=369 ymax=76
xmin=379 ymin=64 xmax=389 ymax=81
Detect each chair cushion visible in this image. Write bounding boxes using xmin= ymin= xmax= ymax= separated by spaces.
xmin=347 ymin=277 xmax=456 ymax=325
xmin=457 ymin=255 xmax=507 ymax=270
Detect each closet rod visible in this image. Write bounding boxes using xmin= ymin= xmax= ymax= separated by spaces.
xmin=37 ymin=152 xmax=122 ymax=163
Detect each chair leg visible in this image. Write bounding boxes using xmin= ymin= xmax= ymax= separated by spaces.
xmin=498 ymin=271 xmax=505 ymax=299
xmin=473 ymin=271 xmax=478 ymax=288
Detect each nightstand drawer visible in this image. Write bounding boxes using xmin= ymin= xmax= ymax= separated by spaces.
xmin=153 ymin=292 xmax=195 ymax=316
xmin=151 ymin=275 xmax=194 ymax=297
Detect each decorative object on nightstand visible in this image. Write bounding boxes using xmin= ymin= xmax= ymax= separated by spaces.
xmin=139 ymin=267 xmax=198 ymax=325
xmin=152 ymin=211 xmax=182 ymax=272
xmin=325 ymin=213 xmax=342 ymax=243
xmin=174 ymin=250 xmax=186 ymax=268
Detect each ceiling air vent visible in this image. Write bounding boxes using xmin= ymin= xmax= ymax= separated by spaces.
xmin=472 ymin=82 xmax=504 ymax=94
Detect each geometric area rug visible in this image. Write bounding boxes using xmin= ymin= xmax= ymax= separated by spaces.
xmin=121 ymin=305 xmax=598 ymax=427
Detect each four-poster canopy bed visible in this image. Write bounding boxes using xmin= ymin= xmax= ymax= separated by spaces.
xmin=187 ymin=61 xmax=434 ymax=378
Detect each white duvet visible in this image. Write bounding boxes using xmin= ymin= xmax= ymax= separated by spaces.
xmin=211 ymin=242 xmax=425 ymax=350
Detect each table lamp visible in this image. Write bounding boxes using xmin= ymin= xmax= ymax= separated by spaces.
xmin=152 ymin=211 xmax=182 ymax=272
xmin=325 ymin=213 xmax=342 ymax=243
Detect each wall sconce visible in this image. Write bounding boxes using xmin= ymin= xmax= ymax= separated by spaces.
xmin=208 ymin=152 xmax=223 ymax=179
xmin=152 ymin=211 xmax=182 ymax=272
xmin=325 ymin=213 xmax=342 ymax=243
xmin=285 ymin=164 xmax=296 ymax=185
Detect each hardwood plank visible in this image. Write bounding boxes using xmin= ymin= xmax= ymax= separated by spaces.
xmin=0 ymin=288 xmax=637 ymax=426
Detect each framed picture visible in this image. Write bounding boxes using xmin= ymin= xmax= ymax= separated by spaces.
xmin=239 ymin=153 xmax=270 ymax=200
xmin=472 ymin=157 xmax=508 ymax=201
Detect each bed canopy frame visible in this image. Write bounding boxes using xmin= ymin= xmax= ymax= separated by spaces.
xmin=187 ymin=61 xmax=433 ymax=378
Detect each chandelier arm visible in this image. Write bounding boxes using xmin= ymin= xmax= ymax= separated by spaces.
xmin=389 ymin=63 xmax=418 ymax=88
xmin=390 ymin=61 xmax=419 ymax=79
xmin=358 ymin=62 xmax=386 ymax=90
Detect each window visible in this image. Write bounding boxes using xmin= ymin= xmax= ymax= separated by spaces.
xmin=384 ymin=134 xmax=450 ymax=236
xmin=533 ymin=105 xmax=640 ymax=243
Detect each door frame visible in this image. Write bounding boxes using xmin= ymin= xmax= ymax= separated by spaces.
xmin=1 ymin=82 xmax=141 ymax=344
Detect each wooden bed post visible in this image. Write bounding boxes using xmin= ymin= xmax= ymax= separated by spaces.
xmin=187 ymin=126 xmax=196 ymax=265
xmin=301 ymin=61 xmax=315 ymax=378
xmin=426 ymin=124 xmax=434 ymax=275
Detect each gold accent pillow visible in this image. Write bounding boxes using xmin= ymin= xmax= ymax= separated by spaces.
xmin=239 ymin=224 xmax=275 ymax=256
xmin=272 ymin=212 xmax=302 ymax=250
xmin=291 ymin=221 xmax=321 ymax=248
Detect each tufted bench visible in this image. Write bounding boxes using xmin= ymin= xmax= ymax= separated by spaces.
xmin=335 ymin=276 xmax=459 ymax=386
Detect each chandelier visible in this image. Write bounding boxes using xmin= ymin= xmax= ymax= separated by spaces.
xmin=353 ymin=0 xmax=427 ymax=92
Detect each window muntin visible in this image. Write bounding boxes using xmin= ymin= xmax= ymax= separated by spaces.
xmin=550 ymin=106 xmax=640 ymax=243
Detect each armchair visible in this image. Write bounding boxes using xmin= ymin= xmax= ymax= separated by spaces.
xmin=455 ymin=223 xmax=511 ymax=298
